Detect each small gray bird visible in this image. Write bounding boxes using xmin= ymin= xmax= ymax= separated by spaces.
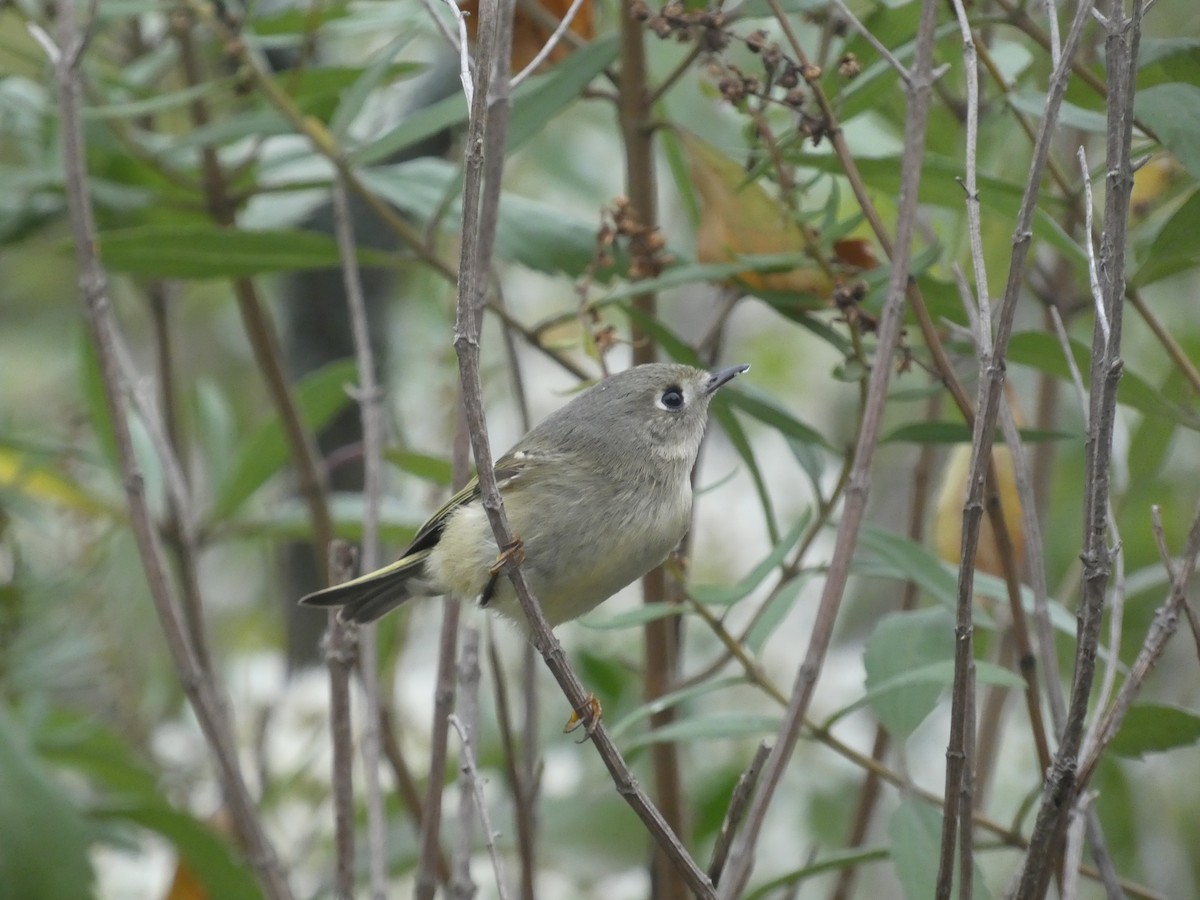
xmin=299 ymin=362 xmax=748 ymax=628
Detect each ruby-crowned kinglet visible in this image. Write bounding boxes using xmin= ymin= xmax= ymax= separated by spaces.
xmin=299 ymin=362 xmax=749 ymax=628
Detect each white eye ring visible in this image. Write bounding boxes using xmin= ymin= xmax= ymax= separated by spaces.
xmin=658 ymin=387 xmax=685 ymax=411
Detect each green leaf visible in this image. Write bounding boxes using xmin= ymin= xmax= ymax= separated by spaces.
xmin=385 ymin=449 xmax=454 ymax=486
xmin=607 ymin=677 xmax=747 ymax=741
xmin=889 ymin=799 xmax=991 ymax=900
xmin=169 ymin=109 xmax=292 ymax=149
xmin=291 ymin=64 xmax=424 ymax=123
xmin=799 ymin=151 xmax=1062 ymax=214
xmin=35 ymin=709 xmax=161 ymax=800
xmin=1136 ymin=39 xmax=1200 ymax=91
xmin=0 ymin=710 xmax=95 ymax=900
xmin=1134 ymin=188 xmax=1200 ymax=286
xmin=1138 ymin=37 xmax=1200 ymax=71
xmin=881 ymin=421 xmax=1075 ymax=444
xmin=723 ymin=386 xmax=832 ymax=450
xmin=827 ymin=658 xmax=1024 ymax=730
xmin=853 ymin=526 xmax=960 ymax=611
xmin=99 ymin=224 xmax=396 ymax=278
xmin=358 ymin=160 xmax=598 ymax=276
xmin=855 ymin=529 xmax=1103 ymax=655
xmin=690 ymin=514 xmax=808 ymax=606
xmin=228 ymin=495 xmax=419 ymax=545
xmin=78 ymin=331 xmax=119 ymax=472
xmin=330 ymin=35 xmax=414 ymax=139
xmin=799 ymin=151 xmax=1080 ymax=262
xmin=354 ymin=36 xmax=618 ymax=165
xmin=94 ymin=800 xmax=260 ymax=900
xmin=593 ymin=254 xmax=819 ymax=305
xmin=1007 ymin=331 xmax=1200 ymax=430
xmin=83 ymin=79 xmax=232 ymax=120
xmin=711 ymin=402 xmax=782 ymax=545
xmin=1136 ymin=82 xmax=1200 ymax=180
xmin=578 ymin=601 xmax=689 ymax=630
xmin=744 ymin=577 xmax=809 ymax=654
xmin=1008 ymin=90 xmax=1109 ymax=133
xmin=1108 ymin=703 xmax=1200 ymax=759
xmin=0 ymin=444 xmax=113 ymax=516
xmin=624 ymin=713 xmax=780 ymax=749
xmin=506 ymin=36 xmax=619 ymax=150
xmin=745 ymin=846 xmax=891 ymax=900
xmin=862 ymin=606 xmax=954 ymax=738
xmin=210 ymin=360 xmax=358 ymax=521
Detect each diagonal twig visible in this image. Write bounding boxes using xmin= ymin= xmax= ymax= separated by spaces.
xmin=447 ymin=0 xmax=716 ymax=895
xmin=47 ymin=6 xmax=293 ymax=898
xmin=717 ymin=0 xmax=943 ymax=895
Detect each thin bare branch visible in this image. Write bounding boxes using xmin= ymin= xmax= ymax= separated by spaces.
xmin=708 ymin=742 xmax=771 ymax=886
xmin=447 ymin=0 xmax=715 ymax=894
xmin=512 ymin=0 xmax=590 ymax=87
xmin=718 ymin=0 xmax=943 ymax=894
xmin=450 ymin=629 xmax=484 ymax=900
xmin=1077 ymin=148 xmax=1111 ymax=347
xmin=49 ymin=5 xmax=292 ymax=896
xmin=324 ymin=552 xmax=358 ymax=899
xmin=826 ymin=0 xmax=912 ymax=85
xmin=1077 ymin=495 xmax=1200 ymax=789
xmin=451 ymin=635 xmax=513 ymax=900
xmin=329 ymin=176 xmax=389 ymax=898
xmin=1013 ymin=1 xmax=1144 ymax=895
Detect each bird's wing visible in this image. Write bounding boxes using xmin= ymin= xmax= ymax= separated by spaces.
xmin=400 ymin=452 xmax=531 ymax=557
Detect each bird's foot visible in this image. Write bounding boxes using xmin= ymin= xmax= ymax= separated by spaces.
xmin=563 ymin=693 xmax=603 ymax=741
xmin=489 ymin=535 xmax=526 ymax=576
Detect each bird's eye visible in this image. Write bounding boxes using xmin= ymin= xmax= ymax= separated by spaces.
xmin=659 ymin=387 xmax=685 ymax=410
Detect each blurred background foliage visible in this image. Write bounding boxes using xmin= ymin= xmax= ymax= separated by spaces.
xmin=1 ymin=0 xmax=1200 ymax=897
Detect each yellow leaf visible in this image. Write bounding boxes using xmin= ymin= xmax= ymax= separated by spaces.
xmin=1130 ymin=155 xmax=1185 ymax=221
xmin=0 ymin=449 xmax=109 ymax=516
xmin=681 ymin=131 xmax=838 ymax=298
xmin=934 ymin=443 xmax=1025 ymax=581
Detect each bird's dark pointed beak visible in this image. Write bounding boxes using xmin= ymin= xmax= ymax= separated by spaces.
xmin=704 ymin=364 xmax=750 ymax=395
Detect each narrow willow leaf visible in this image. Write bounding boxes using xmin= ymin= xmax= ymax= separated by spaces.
xmin=862 ymin=606 xmax=953 ymax=738
xmin=210 ymin=360 xmax=357 ymax=521
xmin=100 ymin=225 xmax=395 ymax=278
xmin=723 ymin=386 xmax=831 ymax=450
xmin=385 ymin=450 xmax=454 ymax=486
xmin=889 ymin=800 xmax=991 ymax=900
xmin=853 ymin=526 xmax=960 ymax=610
xmin=330 ymin=35 xmax=414 ymax=139
xmin=92 ymin=801 xmax=259 ymax=900
xmin=1109 ymin=703 xmax=1200 ymax=759
xmin=745 ymin=847 xmax=892 ymax=900
xmin=1135 ymin=82 xmax=1200 ymax=180
xmin=1134 ymin=189 xmax=1200 ymax=286
xmin=1008 ymin=330 xmax=1200 ymax=430
xmin=354 ymin=36 xmax=618 ymax=165
xmin=578 ymin=602 xmax=689 ymax=631
xmin=744 ymin=577 xmax=809 ymax=654
xmin=607 ymin=677 xmax=747 ymax=741
xmin=881 ymin=421 xmax=1075 ymax=444
xmin=0 ymin=713 xmax=94 ymax=900
xmin=827 ymin=659 xmax=1025 ymax=730
xmin=624 ymin=713 xmax=780 ymax=750
xmin=690 ymin=514 xmax=808 ymax=606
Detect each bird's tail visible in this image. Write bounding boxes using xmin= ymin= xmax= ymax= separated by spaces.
xmin=298 ymin=549 xmax=434 ymax=624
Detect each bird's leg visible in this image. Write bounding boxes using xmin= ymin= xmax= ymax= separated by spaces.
xmin=563 ymin=694 xmax=603 ymax=741
xmin=489 ymin=535 xmax=526 ymax=575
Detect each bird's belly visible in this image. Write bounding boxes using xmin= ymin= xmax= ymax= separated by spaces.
xmin=497 ymin=491 xmax=691 ymax=627
xmin=427 ymin=478 xmax=692 ymax=629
